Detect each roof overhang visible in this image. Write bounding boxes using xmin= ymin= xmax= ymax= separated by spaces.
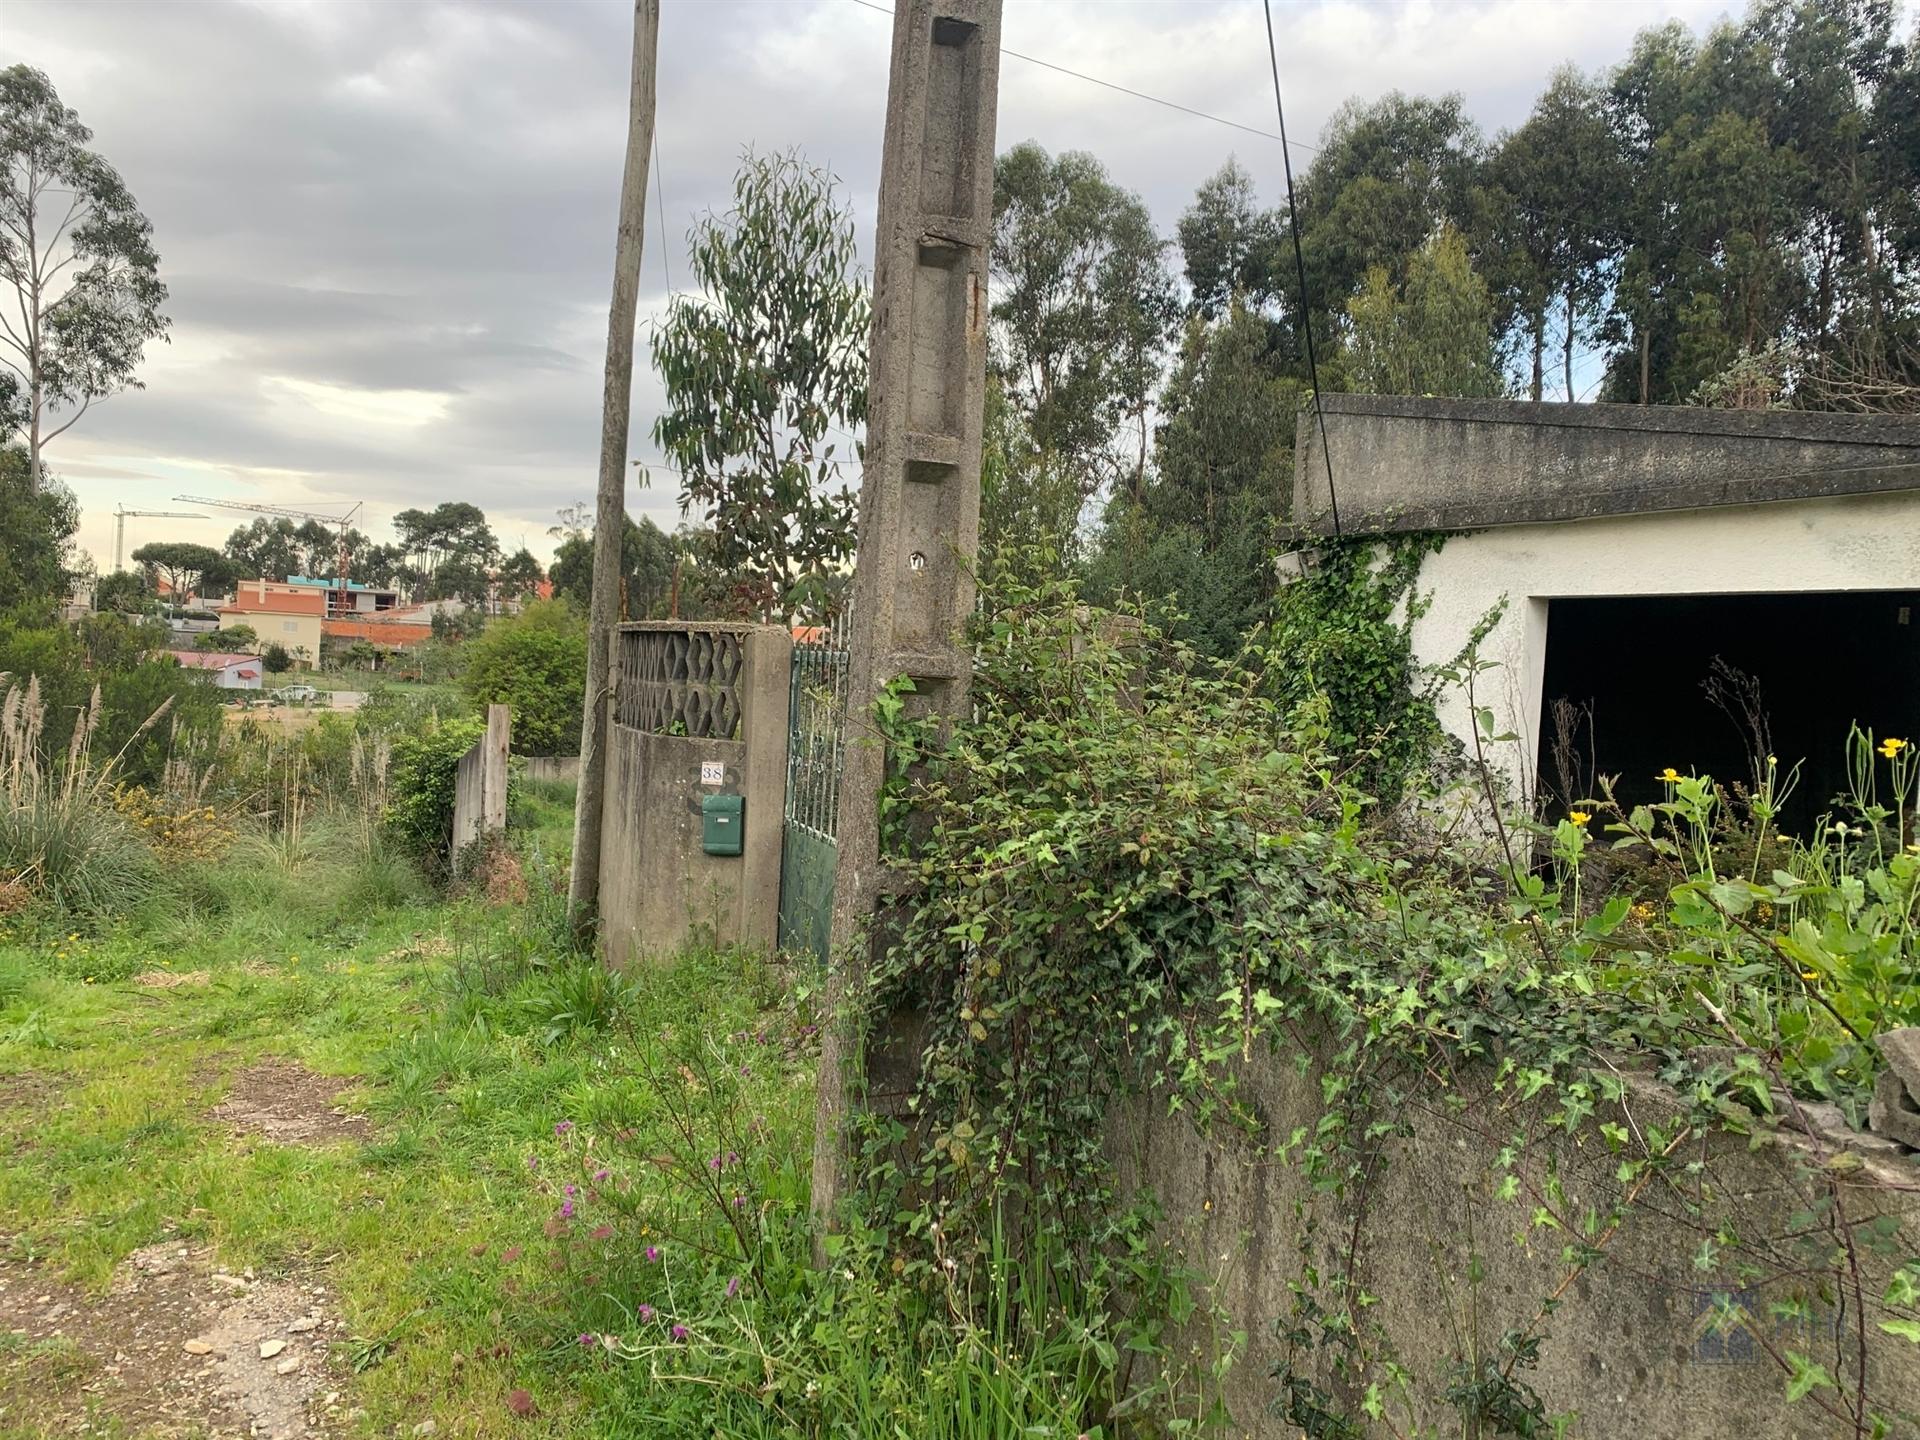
xmin=1292 ymin=396 xmax=1920 ymax=536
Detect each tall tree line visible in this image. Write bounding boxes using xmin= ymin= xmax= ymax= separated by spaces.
xmin=981 ymin=0 xmax=1918 ymax=658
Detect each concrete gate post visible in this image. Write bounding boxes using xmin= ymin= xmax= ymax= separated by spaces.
xmin=810 ymin=0 xmax=1002 ymax=1230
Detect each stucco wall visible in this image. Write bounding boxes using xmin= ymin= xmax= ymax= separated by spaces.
xmin=598 ymin=624 xmax=790 ymax=968
xmin=1294 ymin=396 xmax=1920 ymax=535
xmin=1411 ymin=491 xmax=1920 ymax=797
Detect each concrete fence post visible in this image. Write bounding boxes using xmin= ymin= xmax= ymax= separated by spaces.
xmin=810 ymin=0 xmax=1003 ymax=1235
xmin=482 ymin=703 xmax=511 ymax=836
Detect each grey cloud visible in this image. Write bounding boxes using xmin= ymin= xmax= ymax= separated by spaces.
xmin=6 ymin=0 xmax=1797 ymax=571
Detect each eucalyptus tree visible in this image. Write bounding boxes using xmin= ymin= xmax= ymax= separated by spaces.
xmin=651 ymin=148 xmax=870 ymax=621
xmin=0 ymin=65 xmax=169 ymax=492
xmin=1490 ymin=69 xmax=1625 ymax=400
xmin=989 ymin=142 xmax=1179 ymax=556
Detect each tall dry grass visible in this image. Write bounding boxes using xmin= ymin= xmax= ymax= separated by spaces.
xmin=0 ymin=676 xmax=167 ymax=921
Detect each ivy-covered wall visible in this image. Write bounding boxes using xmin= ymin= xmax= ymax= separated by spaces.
xmin=1117 ymin=1055 xmax=1920 ymax=1437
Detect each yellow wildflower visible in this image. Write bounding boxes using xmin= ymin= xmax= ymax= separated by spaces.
xmin=1568 ymin=810 xmax=1591 ymax=827
xmin=1800 ymin=969 xmax=1819 ymax=982
xmin=1879 ymin=737 xmax=1907 ymax=759
xmin=1657 ymin=766 xmax=1683 ymax=783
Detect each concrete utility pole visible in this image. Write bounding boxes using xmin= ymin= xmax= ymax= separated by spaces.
xmin=569 ymin=0 xmax=660 ymax=933
xmin=810 ymin=0 xmax=1002 ymax=1232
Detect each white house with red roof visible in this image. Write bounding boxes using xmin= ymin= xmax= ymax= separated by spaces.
xmin=167 ymin=650 xmax=263 ymax=691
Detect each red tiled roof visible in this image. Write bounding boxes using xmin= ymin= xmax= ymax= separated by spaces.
xmin=169 ymin=650 xmax=257 ymax=671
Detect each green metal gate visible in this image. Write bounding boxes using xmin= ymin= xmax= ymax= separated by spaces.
xmin=778 ymin=617 xmax=848 ymax=965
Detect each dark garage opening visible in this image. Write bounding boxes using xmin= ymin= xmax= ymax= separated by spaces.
xmin=1539 ymin=591 xmax=1920 ymax=835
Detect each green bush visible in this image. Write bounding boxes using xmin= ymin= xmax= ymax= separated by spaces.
xmin=262 ymin=642 xmax=292 ymax=673
xmin=460 ymin=600 xmax=586 ymax=757
xmin=856 ymin=580 xmax=1920 ymax=1437
xmin=385 ymin=715 xmax=485 ymax=870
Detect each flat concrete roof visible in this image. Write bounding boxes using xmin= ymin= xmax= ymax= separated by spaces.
xmin=1292 ymin=396 xmax=1920 ymax=536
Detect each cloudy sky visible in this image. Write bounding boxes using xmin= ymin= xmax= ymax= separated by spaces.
xmin=5 ymin=0 xmax=1830 ymax=574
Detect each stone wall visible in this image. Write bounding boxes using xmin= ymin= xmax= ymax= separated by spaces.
xmin=1118 ymin=1047 xmax=1920 ymax=1437
xmin=597 ymin=623 xmax=790 ymax=967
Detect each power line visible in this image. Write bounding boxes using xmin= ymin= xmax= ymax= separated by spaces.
xmin=1262 ymin=0 xmax=1340 ymax=538
xmin=653 ymin=128 xmax=672 ymax=294
xmin=844 ymin=0 xmax=1316 ymax=155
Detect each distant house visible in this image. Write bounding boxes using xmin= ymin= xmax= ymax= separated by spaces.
xmin=217 ymin=580 xmax=327 ymax=664
xmin=168 ymin=650 xmax=263 ymax=691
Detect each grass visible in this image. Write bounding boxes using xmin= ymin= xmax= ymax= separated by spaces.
xmin=0 ymin=759 xmax=1135 ymax=1440
xmin=0 ymin=812 xmax=812 ymax=1438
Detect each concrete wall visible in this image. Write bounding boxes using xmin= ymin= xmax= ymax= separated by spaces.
xmin=1409 ymin=491 xmax=1920 ymax=797
xmin=1120 ymin=1052 xmax=1920 ymax=1436
xmin=1294 ymin=396 xmax=1920 ymax=535
xmin=521 ymin=755 xmax=579 ymax=785
xmin=598 ymin=623 xmax=790 ymax=967
xmin=450 ymin=704 xmax=510 ymax=866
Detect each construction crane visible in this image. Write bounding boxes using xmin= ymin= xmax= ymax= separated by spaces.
xmin=113 ymin=506 xmax=207 ymax=573
xmin=174 ymin=495 xmax=364 ymax=600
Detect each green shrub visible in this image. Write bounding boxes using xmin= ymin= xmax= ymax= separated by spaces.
xmin=385 ymin=715 xmax=485 ymax=870
xmin=459 ymin=600 xmax=586 ymax=757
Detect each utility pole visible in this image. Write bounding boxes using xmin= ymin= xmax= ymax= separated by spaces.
xmin=810 ymin=0 xmax=1002 ymax=1233
xmin=569 ymin=0 xmax=660 ymax=933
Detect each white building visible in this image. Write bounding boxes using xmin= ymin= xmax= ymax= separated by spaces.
xmin=168 ymin=650 xmax=264 ymax=692
xmin=1293 ymin=397 xmax=1920 ymax=828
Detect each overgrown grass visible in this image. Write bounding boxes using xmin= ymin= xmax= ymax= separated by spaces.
xmin=0 ymin=822 xmax=819 ymax=1437
xmin=0 ymin=804 xmax=1128 ymax=1438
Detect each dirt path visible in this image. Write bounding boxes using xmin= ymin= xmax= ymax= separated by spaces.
xmin=0 ymin=1059 xmax=369 ymax=1438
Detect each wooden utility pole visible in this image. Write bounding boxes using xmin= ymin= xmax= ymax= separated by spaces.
xmin=569 ymin=0 xmax=660 ymax=933
xmin=810 ymin=0 xmax=1003 ymax=1234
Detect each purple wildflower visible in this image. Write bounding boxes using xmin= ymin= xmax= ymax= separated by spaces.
xmin=560 ymin=1201 xmax=574 ymax=1219
xmin=637 ymin=1304 xmax=654 ymax=1322
xmin=577 ymin=1332 xmax=594 ymax=1347
xmin=726 ymin=1276 xmax=740 ymax=1299
xmin=564 ymin=1183 xmax=577 ymax=1197
xmin=554 ymin=1120 xmax=574 ymax=1135
xmin=645 ymin=1245 xmax=660 ymax=1262
xmin=670 ymin=1324 xmax=689 ymax=1342
xmin=708 ymin=1155 xmax=722 ymax=1172
xmin=526 ymin=1156 xmax=538 ymax=1171
xmin=732 ymin=1194 xmax=746 ymax=1210
xmin=593 ymin=1168 xmax=610 ymax=1181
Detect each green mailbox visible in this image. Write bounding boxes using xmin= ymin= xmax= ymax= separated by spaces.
xmin=701 ymin=793 xmax=744 ymax=857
